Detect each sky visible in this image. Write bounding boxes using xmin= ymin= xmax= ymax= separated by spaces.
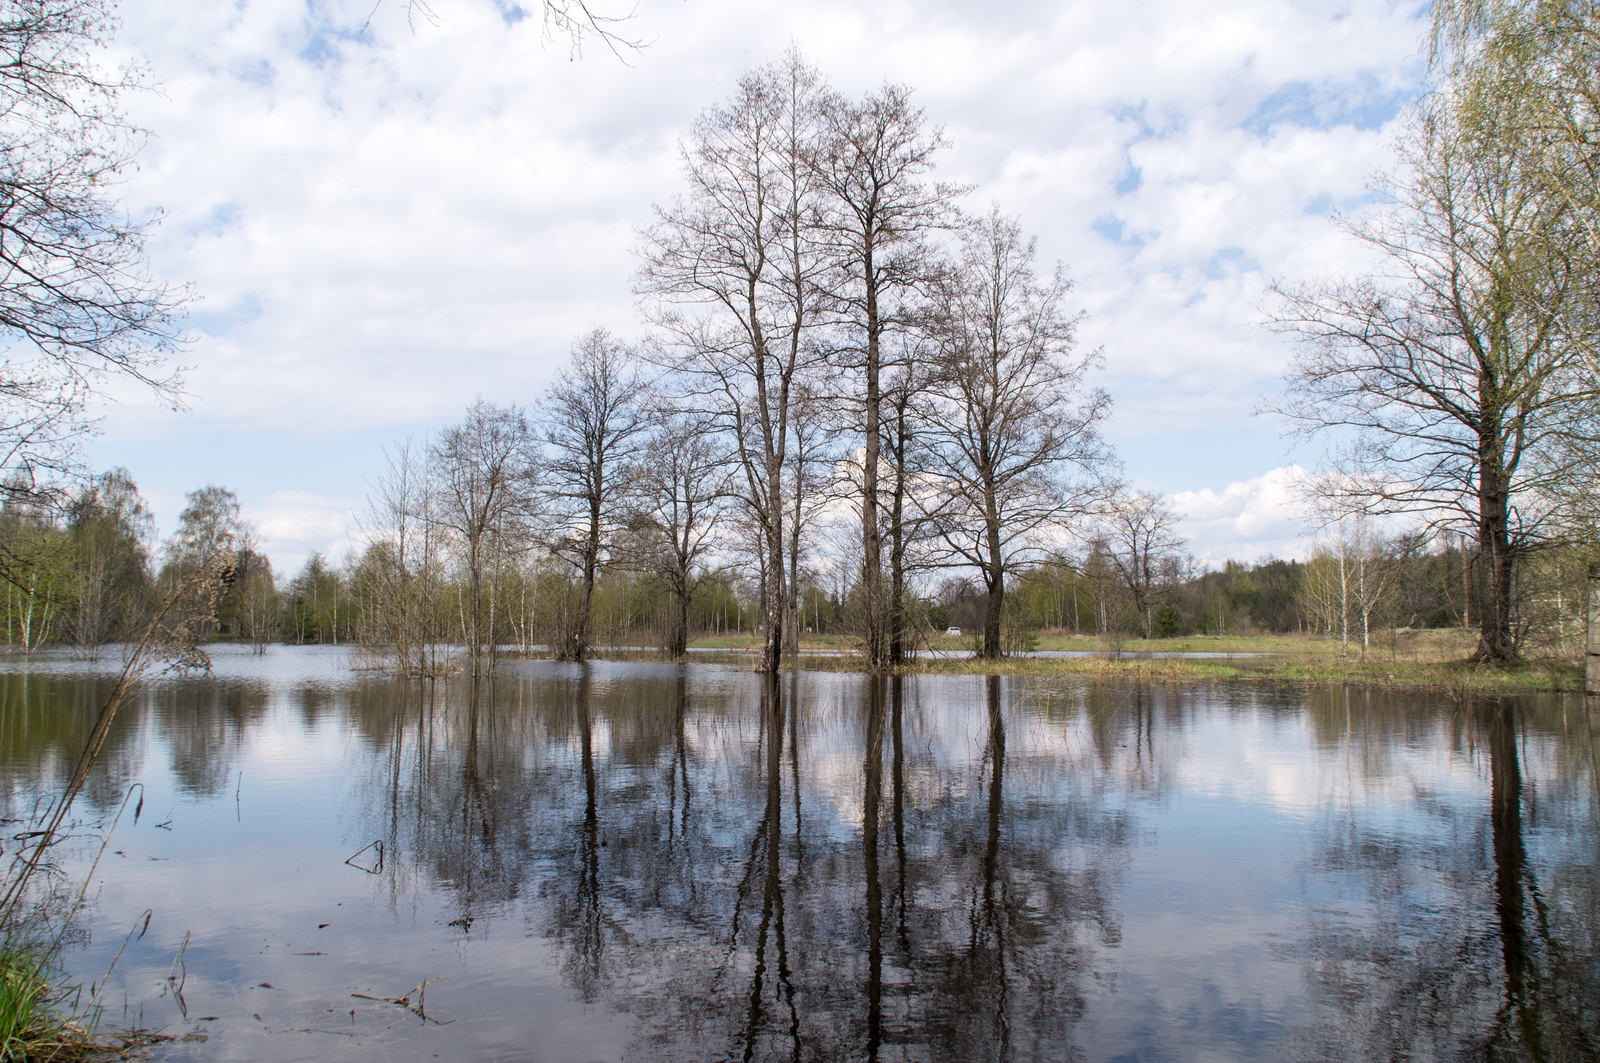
xmin=83 ymin=0 xmax=1431 ymax=575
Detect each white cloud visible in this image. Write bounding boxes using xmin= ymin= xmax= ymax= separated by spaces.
xmin=75 ymin=0 xmax=1430 ymax=567
xmin=1171 ymin=465 xmax=1310 ymax=565
xmin=251 ymin=490 xmax=360 ymax=576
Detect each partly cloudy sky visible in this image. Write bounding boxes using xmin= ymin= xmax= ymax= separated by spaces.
xmin=85 ymin=0 xmax=1430 ymax=573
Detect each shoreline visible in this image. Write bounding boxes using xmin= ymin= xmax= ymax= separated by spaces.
xmin=663 ymin=631 xmax=1588 ymax=696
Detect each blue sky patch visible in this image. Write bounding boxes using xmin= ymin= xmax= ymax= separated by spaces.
xmin=190 ymin=293 xmax=265 ymax=338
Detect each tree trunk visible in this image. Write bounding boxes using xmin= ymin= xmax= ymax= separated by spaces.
xmin=670 ymin=579 xmax=690 ymax=659
xmin=568 ymin=499 xmax=602 ymax=663
xmin=1586 ymin=563 xmax=1600 ymax=696
xmin=887 ymin=403 xmax=908 ymax=666
xmin=981 ymin=559 xmax=1004 ymax=661
xmin=758 ymin=469 xmax=787 ymax=675
xmin=860 ymin=246 xmax=886 ymax=672
xmin=787 ymin=442 xmax=804 ymax=660
xmin=760 ymin=533 xmax=785 ymax=675
xmin=468 ymin=546 xmax=484 ymax=677
xmin=1474 ymin=452 xmax=1517 ymax=662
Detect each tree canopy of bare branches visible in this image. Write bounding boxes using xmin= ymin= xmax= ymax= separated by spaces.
xmin=625 ymin=407 xmax=730 ymax=658
xmin=637 ymin=50 xmax=834 ymax=675
xmin=1268 ymin=85 xmax=1600 ymax=662
xmin=920 ymin=209 xmax=1113 ymax=659
xmin=0 ymin=0 xmax=187 ymax=495
xmin=432 ymin=400 xmax=538 ymax=674
xmin=540 ymin=329 xmax=649 ymax=661
xmin=815 ymin=81 xmax=961 ymax=669
xmin=1100 ymin=490 xmax=1187 ymax=640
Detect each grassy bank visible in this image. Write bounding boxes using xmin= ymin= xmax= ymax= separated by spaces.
xmin=0 ymin=947 xmax=93 ymax=1062
xmin=897 ymin=650 xmax=1580 ymax=695
xmin=678 ymin=628 xmax=1586 ymax=695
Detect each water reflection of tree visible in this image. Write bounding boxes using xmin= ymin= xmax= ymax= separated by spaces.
xmin=904 ymin=676 xmax=1115 ymax=1062
xmin=0 ymin=671 xmax=274 ymax=814
xmin=1290 ymin=691 xmax=1599 ymax=1061
xmin=0 ymin=672 xmax=136 ymax=815
xmin=503 ymin=671 xmax=1126 ymax=1061
xmin=154 ymin=680 xmax=271 ymax=796
xmin=343 ymin=666 xmax=1125 ymax=1059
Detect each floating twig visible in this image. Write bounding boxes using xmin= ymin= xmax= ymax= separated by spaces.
xmin=344 ymin=839 xmax=384 ymax=875
xmin=351 ymin=977 xmax=451 ymax=1024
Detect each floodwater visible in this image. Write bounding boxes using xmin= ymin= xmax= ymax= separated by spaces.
xmin=1 ymin=645 xmax=1596 ymax=1062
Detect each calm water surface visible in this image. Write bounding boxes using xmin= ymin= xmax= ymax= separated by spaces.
xmin=1 ymin=646 xmax=1596 ymax=1062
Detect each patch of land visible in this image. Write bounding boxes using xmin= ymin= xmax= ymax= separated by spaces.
xmin=679 ymin=628 xmax=1586 ymax=695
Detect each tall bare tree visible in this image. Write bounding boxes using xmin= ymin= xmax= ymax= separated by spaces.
xmin=541 ymin=329 xmax=649 ymax=662
xmin=431 ymin=401 xmax=538 ymax=675
xmin=1269 ymin=86 xmax=1600 ymax=662
xmin=782 ymin=384 xmax=831 ymax=659
xmin=814 ymin=82 xmax=961 ymax=670
xmin=881 ymin=352 xmax=939 ymax=663
xmin=920 ymin=210 xmax=1113 ymax=660
xmin=638 ymin=51 xmax=833 ymax=675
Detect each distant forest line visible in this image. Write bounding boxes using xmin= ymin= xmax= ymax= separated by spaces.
xmin=2 ymin=468 xmax=1591 ymax=664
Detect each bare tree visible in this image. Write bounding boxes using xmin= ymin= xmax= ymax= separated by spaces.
xmin=1100 ymin=490 xmax=1187 ymax=639
xmin=637 ymin=51 xmax=833 ymax=675
xmin=920 ymin=209 xmax=1113 ymax=660
xmin=0 ymin=0 xmax=187 ymax=499
xmin=626 ymin=408 xmax=729 ymax=658
xmin=541 ymin=329 xmax=649 ymax=662
xmin=355 ymin=439 xmax=450 ymax=675
xmin=431 ymin=401 xmax=538 ymax=675
xmin=814 ymin=81 xmax=961 ymax=670
xmin=1269 ymin=89 xmax=1600 ymax=662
